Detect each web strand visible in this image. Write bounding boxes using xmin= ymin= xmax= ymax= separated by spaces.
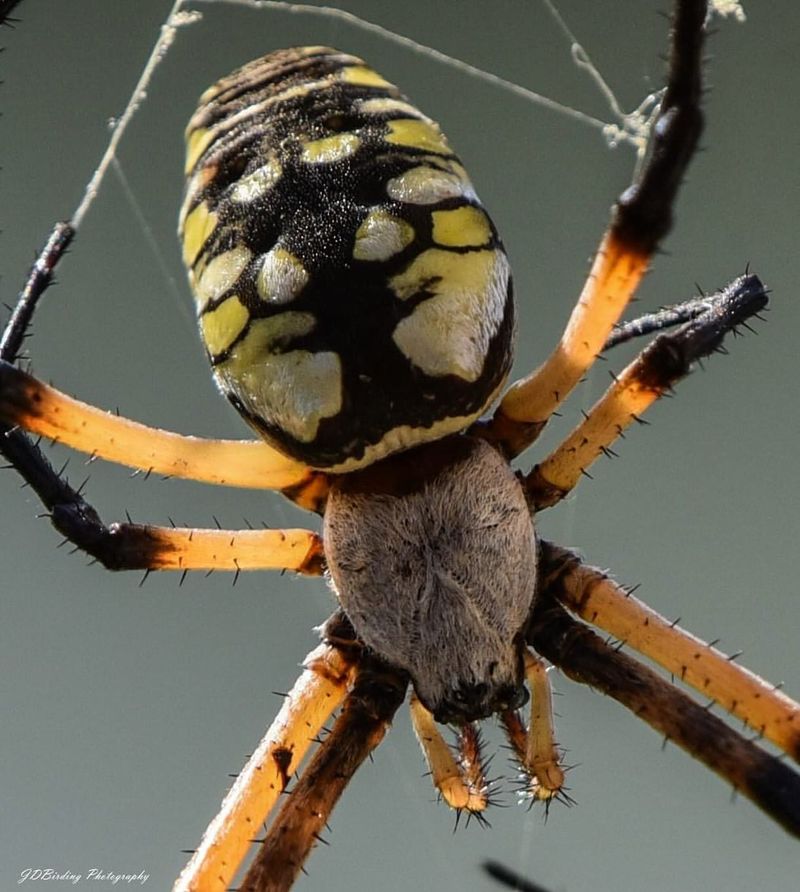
xmin=70 ymin=1 xmax=198 ymax=230
xmin=67 ymin=0 xmax=667 ymax=236
xmin=190 ymin=0 xmax=619 ymax=138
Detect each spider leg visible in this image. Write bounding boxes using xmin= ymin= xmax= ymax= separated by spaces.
xmin=0 ymin=222 xmax=73 ymax=363
xmin=531 ymin=541 xmax=800 ymax=837
xmin=85 ymin=521 xmax=324 ymax=575
xmin=1 ymin=224 xmax=328 ymax=510
xmin=476 ymin=0 xmax=706 ymax=458
xmin=0 ymin=363 xmax=327 ymax=500
xmin=525 ymin=274 xmax=767 ymax=509
xmin=410 ymin=694 xmax=489 ymax=813
xmin=500 ymin=652 xmax=566 ymax=802
xmin=1 ymin=403 xmax=324 ymax=573
xmin=602 ymin=286 xmax=754 ymax=351
xmin=536 ymin=540 xmax=800 ymax=761
xmin=174 ymin=629 xmax=361 ymax=892
xmin=239 ymin=620 xmax=408 ymax=892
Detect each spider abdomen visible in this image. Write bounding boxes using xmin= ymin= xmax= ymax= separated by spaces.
xmin=324 ymin=435 xmax=536 ymax=723
xmin=180 ymin=47 xmax=514 ymax=473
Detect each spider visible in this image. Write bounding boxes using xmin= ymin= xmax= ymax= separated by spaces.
xmin=1 ymin=1 xmax=800 ymax=892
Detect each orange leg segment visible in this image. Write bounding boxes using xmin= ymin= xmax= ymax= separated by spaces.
xmin=174 ymin=641 xmax=358 ymax=892
xmin=239 ymin=648 xmax=407 ymax=892
xmin=539 ymin=541 xmax=800 ymax=762
xmin=525 ymin=275 xmax=768 ymax=509
xmin=0 ymin=362 xmax=328 ymax=509
xmin=410 ymin=694 xmax=489 ymax=814
xmin=494 ymin=235 xmax=649 ymax=454
xmin=530 ymin=582 xmax=800 ymax=839
xmin=501 ymin=653 xmax=565 ymax=803
xmin=104 ymin=523 xmax=325 ymax=575
xmin=478 ymin=0 xmax=705 ymax=458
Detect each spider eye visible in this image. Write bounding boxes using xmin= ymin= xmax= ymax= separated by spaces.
xmin=433 ymin=679 xmax=528 ymax=725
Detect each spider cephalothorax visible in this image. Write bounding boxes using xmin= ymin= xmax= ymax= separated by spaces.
xmin=325 ymin=434 xmax=535 ymax=723
xmin=1 ymin=2 xmax=799 ymax=891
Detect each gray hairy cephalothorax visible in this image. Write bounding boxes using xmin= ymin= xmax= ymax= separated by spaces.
xmin=325 ymin=435 xmax=537 ymax=723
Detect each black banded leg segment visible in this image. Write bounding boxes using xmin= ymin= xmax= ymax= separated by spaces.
xmin=602 ymin=281 xmax=767 ymax=350
xmin=0 ymin=222 xmax=74 ymax=364
xmin=1 ymin=226 xmax=82 ymax=511
xmin=240 ymin=644 xmax=408 ymax=892
xmin=65 ymin=518 xmax=325 ymax=575
xmin=476 ymin=0 xmax=706 ymax=458
xmin=530 ymin=541 xmax=800 ymax=838
xmin=526 ymin=275 xmax=768 ymax=509
xmin=0 ymin=226 xmax=87 ymax=546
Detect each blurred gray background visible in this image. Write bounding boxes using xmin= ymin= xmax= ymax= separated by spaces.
xmin=1 ymin=2 xmax=798 ymax=890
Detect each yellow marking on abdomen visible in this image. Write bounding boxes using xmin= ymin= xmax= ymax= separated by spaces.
xmin=325 ymin=382 xmax=506 ymax=474
xmin=386 ymin=165 xmax=472 ymax=205
xmin=353 ymin=210 xmax=415 ymax=261
xmin=179 ymin=164 xmax=218 ymax=230
xmin=193 ymin=246 xmax=252 ymax=310
xmin=222 ymin=313 xmax=317 ymax=373
xmin=181 ymin=201 xmax=219 ymax=268
xmin=218 ymin=349 xmax=342 ymax=444
xmin=256 ymin=247 xmax=309 ymax=304
xmin=432 ymin=206 xmax=492 ymax=248
xmin=184 ymin=127 xmax=214 ymax=174
xmin=385 ymin=119 xmax=450 ymax=154
xmin=301 ymin=133 xmax=361 ymax=164
xmin=391 ymin=249 xmax=509 ymax=381
xmin=231 ymin=159 xmax=283 ymax=203
xmin=340 ymin=65 xmax=392 ymax=88
xmin=200 ymin=296 xmax=250 ymax=356
xmin=357 ymin=97 xmax=425 ymax=118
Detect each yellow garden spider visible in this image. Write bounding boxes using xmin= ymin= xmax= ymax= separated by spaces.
xmin=1 ymin=1 xmax=800 ymax=892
